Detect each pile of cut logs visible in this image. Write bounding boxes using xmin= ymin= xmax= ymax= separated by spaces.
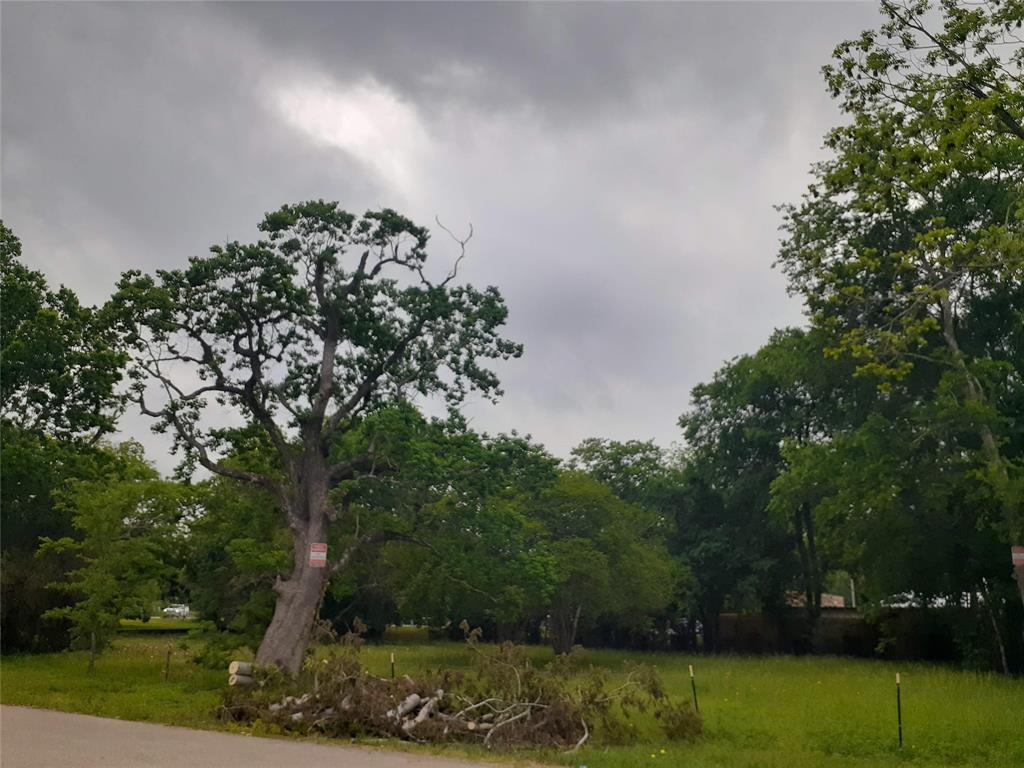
xmin=227 ymin=660 xmax=254 ymax=687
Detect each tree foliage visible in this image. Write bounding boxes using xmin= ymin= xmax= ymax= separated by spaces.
xmin=777 ymin=0 xmax=1024 ymax=542
xmin=39 ymin=444 xmax=200 ymax=652
xmin=538 ymin=472 xmax=677 ymax=654
xmin=0 ymin=221 xmax=130 ymax=653
xmin=1 ymin=222 xmax=125 ymax=439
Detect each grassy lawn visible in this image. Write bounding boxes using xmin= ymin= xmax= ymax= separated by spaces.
xmin=2 ymin=636 xmax=1021 ymax=768
xmin=1 ymin=636 xmax=221 ymax=728
xmin=118 ymin=617 xmax=202 ymax=632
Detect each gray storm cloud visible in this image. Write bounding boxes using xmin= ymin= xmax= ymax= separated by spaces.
xmin=1 ymin=1 xmax=880 ymax=472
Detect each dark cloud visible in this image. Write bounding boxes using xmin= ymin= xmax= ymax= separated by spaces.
xmin=216 ymin=2 xmax=873 ymax=127
xmin=2 ymin=1 xmax=880 ymax=469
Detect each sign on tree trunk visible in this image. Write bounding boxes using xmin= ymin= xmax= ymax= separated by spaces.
xmin=307 ymin=544 xmax=327 ymax=569
xmin=309 ymin=543 xmax=328 ymax=568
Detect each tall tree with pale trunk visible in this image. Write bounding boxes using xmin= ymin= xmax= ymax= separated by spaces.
xmin=117 ymin=201 xmax=520 ymax=674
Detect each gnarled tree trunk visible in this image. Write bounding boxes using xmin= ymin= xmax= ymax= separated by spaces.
xmin=255 ymin=464 xmax=333 ymax=677
xmin=255 ymin=533 xmax=328 ymax=676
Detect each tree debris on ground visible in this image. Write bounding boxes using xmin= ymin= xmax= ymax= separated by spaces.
xmin=218 ymin=631 xmax=701 ymax=750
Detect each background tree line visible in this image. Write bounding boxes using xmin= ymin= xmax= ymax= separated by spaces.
xmin=2 ymin=0 xmax=1022 ymax=673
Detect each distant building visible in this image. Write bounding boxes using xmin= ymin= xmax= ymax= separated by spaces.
xmin=785 ymin=592 xmax=845 ymax=609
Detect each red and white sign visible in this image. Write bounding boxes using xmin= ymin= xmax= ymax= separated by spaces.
xmin=1012 ymin=546 xmax=1024 ymax=567
xmin=309 ymin=543 xmax=328 ymax=568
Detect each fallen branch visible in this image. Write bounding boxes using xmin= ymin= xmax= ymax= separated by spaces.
xmin=565 ymin=716 xmax=589 ymax=754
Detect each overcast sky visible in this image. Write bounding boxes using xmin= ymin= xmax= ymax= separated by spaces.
xmin=2 ymin=1 xmax=880 ymax=471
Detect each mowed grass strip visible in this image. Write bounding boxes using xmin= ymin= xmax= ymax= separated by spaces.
xmin=1 ymin=636 xmax=222 ymax=728
xmin=2 ymin=636 xmax=1021 ymax=767
xmin=118 ymin=617 xmax=202 ymax=632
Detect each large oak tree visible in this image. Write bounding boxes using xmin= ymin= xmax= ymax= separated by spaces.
xmin=118 ymin=202 xmax=520 ymax=674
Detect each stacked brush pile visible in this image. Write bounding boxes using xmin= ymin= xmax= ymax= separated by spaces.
xmin=219 ymin=639 xmax=701 ymax=750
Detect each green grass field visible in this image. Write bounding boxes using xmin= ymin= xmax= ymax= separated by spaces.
xmin=2 ymin=636 xmax=1021 ymax=768
xmin=118 ymin=617 xmax=202 ymax=632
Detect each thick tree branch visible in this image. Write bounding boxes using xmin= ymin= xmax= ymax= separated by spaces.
xmin=324 ymin=322 xmax=429 ymax=437
xmin=138 ymin=389 xmax=281 ymax=497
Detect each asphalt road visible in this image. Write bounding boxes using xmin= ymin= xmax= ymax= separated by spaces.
xmin=0 ymin=706 xmax=498 ymax=768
